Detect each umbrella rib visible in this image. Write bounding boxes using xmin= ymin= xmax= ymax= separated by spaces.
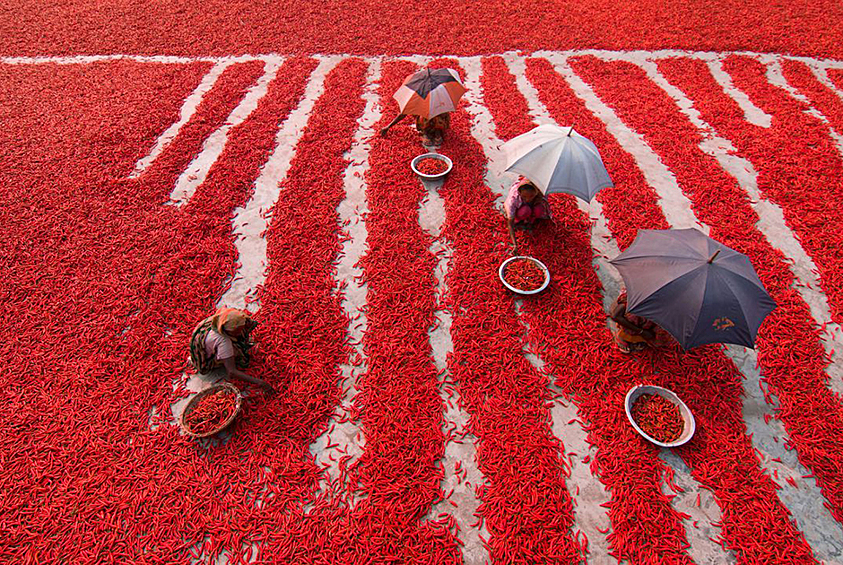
xmin=689 ymin=269 xmax=749 ymax=348
xmin=625 ymin=265 xmax=700 ymax=312
xmin=633 ymin=230 xmax=708 ymax=259
xmin=612 ymin=253 xmax=705 ymax=265
xmin=712 ymin=260 xmax=767 ymax=289
xmin=683 ymin=267 xmax=713 ymax=348
xmin=721 ymin=268 xmax=775 ymax=333
xmin=625 ymin=266 xmax=709 ymax=348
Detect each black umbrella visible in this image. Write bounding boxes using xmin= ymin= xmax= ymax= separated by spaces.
xmin=609 ymin=228 xmax=776 ymax=350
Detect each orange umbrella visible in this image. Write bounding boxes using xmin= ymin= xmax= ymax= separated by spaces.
xmin=393 ymin=68 xmax=466 ymax=119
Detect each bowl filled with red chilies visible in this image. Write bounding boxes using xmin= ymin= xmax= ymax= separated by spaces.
xmin=624 ymin=385 xmax=695 ymax=448
xmin=180 ymin=382 xmax=242 ymax=439
xmin=411 ymin=153 xmax=452 ymax=181
xmin=499 ymin=255 xmax=550 ymax=295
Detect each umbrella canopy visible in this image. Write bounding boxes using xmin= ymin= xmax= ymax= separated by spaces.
xmin=609 ymin=228 xmax=776 ymax=350
xmin=501 ymin=124 xmax=613 ymax=202
xmin=393 ymin=68 xmax=466 ymax=119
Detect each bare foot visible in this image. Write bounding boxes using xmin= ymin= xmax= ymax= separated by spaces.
xmin=614 ymin=338 xmax=631 ymax=354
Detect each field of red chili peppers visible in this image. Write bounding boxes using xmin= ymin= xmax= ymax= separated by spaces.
xmin=4 ymin=2 xmax=843 ymax=564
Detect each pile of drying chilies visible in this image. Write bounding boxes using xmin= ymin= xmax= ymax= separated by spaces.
xmin=6 ymin=51 xmax=843 ymax=565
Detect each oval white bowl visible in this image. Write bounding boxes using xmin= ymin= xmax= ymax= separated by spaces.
xmin=624 ymin=385 xmax=695 ymax=448
xmin=411 ymin=153 xmax=453 ymax=180
xmin=498 ymin=255 xmax=551 ymax=296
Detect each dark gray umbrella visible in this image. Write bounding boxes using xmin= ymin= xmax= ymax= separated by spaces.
xmin=609 ymin=228 xmax=776 ymax=350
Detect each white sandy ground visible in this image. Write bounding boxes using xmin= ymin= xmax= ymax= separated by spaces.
xmin=131 ymin=60 xmax=233 ymax=179
xmin=760 ymin=56 xmax=843 ymax=158
xmin=419 ymin=169 xmax=490 ymax=565
xmin=57 ymin=48 xmax=843 ymax=562
xmin=221 ymin=56 xmax=341 ymax=310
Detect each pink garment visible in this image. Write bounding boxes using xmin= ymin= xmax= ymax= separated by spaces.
xmin=504 ymin=179 xmax=551 ymax=223
xmin=515 ymin=202 xmax=548 ymax=221
xmin=204 ymin=329 xmax=235 ymax=362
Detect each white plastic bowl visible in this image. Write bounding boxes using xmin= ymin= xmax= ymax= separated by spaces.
xmin=624 ymin=385 xmax=696 ymax=448
xmin=498 ymin=256 xmax=551 ymax=295
xmin=411 ymin=153 xmax=453 ymax=180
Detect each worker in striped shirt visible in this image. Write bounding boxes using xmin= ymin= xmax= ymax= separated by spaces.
xmin=189 ymin=307 xmax=274 ymax=392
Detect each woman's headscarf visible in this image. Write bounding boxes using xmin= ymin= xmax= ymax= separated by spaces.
xmin=211 ymin=307 xmax=256 ymax=335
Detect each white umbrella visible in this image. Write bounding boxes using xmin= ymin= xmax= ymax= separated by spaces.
xmin=501 ymin=124 xmax=614 ymax=202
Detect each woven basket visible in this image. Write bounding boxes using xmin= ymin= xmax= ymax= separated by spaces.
xmin=179 ymin=382 xmax=242 ymax=439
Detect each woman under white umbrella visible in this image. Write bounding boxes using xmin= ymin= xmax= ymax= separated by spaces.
xmin=500 ymin=124 xmax=614 ymax=252
xmin=503 ymin=178 xmax=552 ymax=255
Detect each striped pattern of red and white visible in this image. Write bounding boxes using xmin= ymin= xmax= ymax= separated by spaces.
xmin=4 ymin=49 xmax=843 ymax=564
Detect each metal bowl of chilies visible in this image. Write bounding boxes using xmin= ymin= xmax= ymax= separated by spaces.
xmin=499 ymin=255 xmax=550 ymax=296
xmin=624 ymin=385 xmax=695 ymax=448
xmin=411 ymin=153 xmax=452 ymax=180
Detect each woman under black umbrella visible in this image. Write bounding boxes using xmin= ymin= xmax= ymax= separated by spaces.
xmin=609 ymin=291 xmax=656 ymax=353
xmin=610 ymin=228 xmax=776 ymax=350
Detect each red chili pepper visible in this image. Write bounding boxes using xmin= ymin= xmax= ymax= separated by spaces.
xmin=184 ymin=389 xmax=237 ymax=435
xmin=416 ymin=157 xmax=449 ymax=175
xmin=630 ymin=394 xmax=684 ymax=443
xmin=11 ymin=48 xmax=843 ymax=565
xmin=504 ymin=258 xmax=545 ymax=291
